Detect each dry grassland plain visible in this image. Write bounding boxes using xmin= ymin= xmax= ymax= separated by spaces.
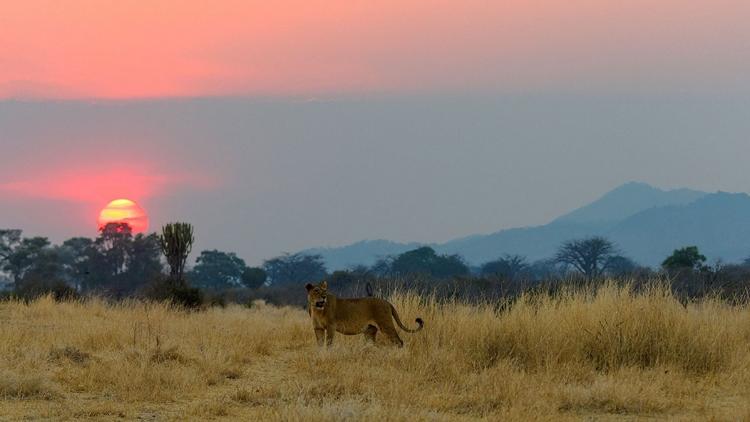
xmin=2 ymin=284 xmax=750 ymax=421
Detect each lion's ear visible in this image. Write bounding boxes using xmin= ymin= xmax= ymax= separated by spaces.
xmin=320 ymin=280 xmax=328 ymax=290
xmin=305 ymin=283 xmax=313 ymax=292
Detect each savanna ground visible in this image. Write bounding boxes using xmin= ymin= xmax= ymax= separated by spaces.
xmin=2 ymin=284 xmax=750 ymax=421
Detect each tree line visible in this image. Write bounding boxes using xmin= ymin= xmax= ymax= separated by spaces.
xmin=2 ymin=224 xmax=749 ymax=305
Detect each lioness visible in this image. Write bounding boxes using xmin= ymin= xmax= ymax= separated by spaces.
xmin=305 ymin=281 xmax=423 ymax=347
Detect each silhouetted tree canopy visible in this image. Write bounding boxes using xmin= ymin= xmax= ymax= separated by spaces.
xmin=327 ymin=266 xmax=376 ymax=292
xmin=60 ymin=237 xmax=95 ymax=290
xmin=94 ymin=223 xmax=133 ymax=277
xmin=241 ymin=267 xmax=267 ymax=289
xmin=370 ymin=257 xmax=394 ymax=277
xmin=662 ymin=246 xmax=707 ymax=272
xmin=388 ymin=246 xmax=469 ymax=279
xmin=604 ymin=255 xmax=639 ymax=277
xmin=480 ymin=254 xmax=529 ymax=280
xmin=263 ymin=253 xmax=327 ymax=285
xmin=0 ymin=229 xmax=22 ymax=262
xmin=190 ymin=250 xmax=248 ymax=290
xmin=528 ymin=258 xmax=564 ymax=281
xmin=3 ymin=236 xmax=51 ymax=287
xmin=555 ymin=236 xmax=617 ymax=278
xmin=82 ymin=223 xmax=163 ymax=295
xmin=127 ymin=234 xmax=164 ymax=288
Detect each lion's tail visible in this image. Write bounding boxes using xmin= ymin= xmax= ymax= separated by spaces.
xmin=390 ymin=304 xmax=424 ymax=333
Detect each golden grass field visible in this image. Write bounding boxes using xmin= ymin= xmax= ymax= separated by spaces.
xmin=2 ymin=284 xmax=750 ymax=421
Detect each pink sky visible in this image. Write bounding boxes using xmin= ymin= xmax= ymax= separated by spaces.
xmin=2 ymin=0 xmax=749 ymax=99
xmin=0 ymin=126 xmax=218 ymax=221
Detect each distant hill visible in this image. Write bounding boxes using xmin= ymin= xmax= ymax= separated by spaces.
xmin=433 ymin=221 xmax=606 ymax=266
xmin=554 ymin=181 xmax=706 ymax=224
xmin=304 ymin=183 xmax=750 ymax=270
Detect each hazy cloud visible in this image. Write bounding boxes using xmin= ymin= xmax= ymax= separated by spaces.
xmin=2 ymin=1 xmax=750 ymax=99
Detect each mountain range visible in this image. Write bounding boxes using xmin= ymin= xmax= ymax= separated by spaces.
xmin=303 ymin=182 xmax=750 ymax=269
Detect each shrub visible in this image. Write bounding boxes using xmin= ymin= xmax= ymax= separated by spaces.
xmin=170 ymin=285 xmax=204 ymax=309
xmin=144 ymin=275 xmax=204 ymax=309
xmin=15 ymin=278 xmax=79 ymax=302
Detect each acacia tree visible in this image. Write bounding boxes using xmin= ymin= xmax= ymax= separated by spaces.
xmin=555 ymin=236 xmax=617 ymax=279
xmin=158 ymin=222 xmax=194 ymax=285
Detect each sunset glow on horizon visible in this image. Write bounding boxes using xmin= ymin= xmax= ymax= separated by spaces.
xmin=2 ymin=0 xmax=750 ymax=99
xmin=0 ymin=160 xmax=217 ymax=203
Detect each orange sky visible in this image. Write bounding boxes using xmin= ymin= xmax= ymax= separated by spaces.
xmin=2 ymin=0 xmax=750 ymax=99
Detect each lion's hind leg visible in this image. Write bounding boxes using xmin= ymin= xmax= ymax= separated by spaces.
xmin=377 ymin=320 xmax=404 ymax=347
xmin=363 ymin=324 xmax=378 ymax=343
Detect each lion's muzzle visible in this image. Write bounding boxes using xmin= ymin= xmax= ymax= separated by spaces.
xmin=314 ymin=300 xmax=326 ymax=309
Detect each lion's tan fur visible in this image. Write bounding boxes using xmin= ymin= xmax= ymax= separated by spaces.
xmin=305 ymin=281 xmax=423 ymax=347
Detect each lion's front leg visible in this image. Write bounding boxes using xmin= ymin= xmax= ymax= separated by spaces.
xmin=314 ymin=328 xmax=325 ymax=347
xmin=325 ymin=326 xmax=335 ymax=347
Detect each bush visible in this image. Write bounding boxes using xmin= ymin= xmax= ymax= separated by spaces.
xmin=15 ymin=278 xmax=79 ymax=302
xmin=144 ymin=275 xmax=204 ymax=309
xmin=170 ymin=285 xmax=204 ymax=309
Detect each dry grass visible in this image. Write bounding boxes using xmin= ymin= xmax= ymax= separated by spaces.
xmin=2 ymin=283 xmax=750 ymax=420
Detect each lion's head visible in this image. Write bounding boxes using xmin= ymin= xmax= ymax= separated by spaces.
xmin=305 ymin=281 xmax=328 ymax=310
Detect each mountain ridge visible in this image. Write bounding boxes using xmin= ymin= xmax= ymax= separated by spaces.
xmin=554 ymin=181 xmax=706 ymax=224
xmin=302 ymin=183 xmax=750 ymax=270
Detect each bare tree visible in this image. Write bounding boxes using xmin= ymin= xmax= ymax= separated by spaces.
xmin=555 ymin=237 xmax=617 ymax=278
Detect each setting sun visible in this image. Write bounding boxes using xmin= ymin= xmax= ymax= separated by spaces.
xmin=97 ymin=198 xmax=149 ymax=233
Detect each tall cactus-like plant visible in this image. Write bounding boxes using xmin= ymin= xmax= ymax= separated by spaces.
xmin=158 ymin=222 xmax=194 ymax=285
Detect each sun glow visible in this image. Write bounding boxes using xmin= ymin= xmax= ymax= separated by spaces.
xmin=98 ymin=199 xmax=149 ymax=233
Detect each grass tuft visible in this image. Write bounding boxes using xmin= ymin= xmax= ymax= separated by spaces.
xmin=0 ymin=371 xmax=60 ymax=400
xmin=49 ymin=346 xmax=91 ymax=365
